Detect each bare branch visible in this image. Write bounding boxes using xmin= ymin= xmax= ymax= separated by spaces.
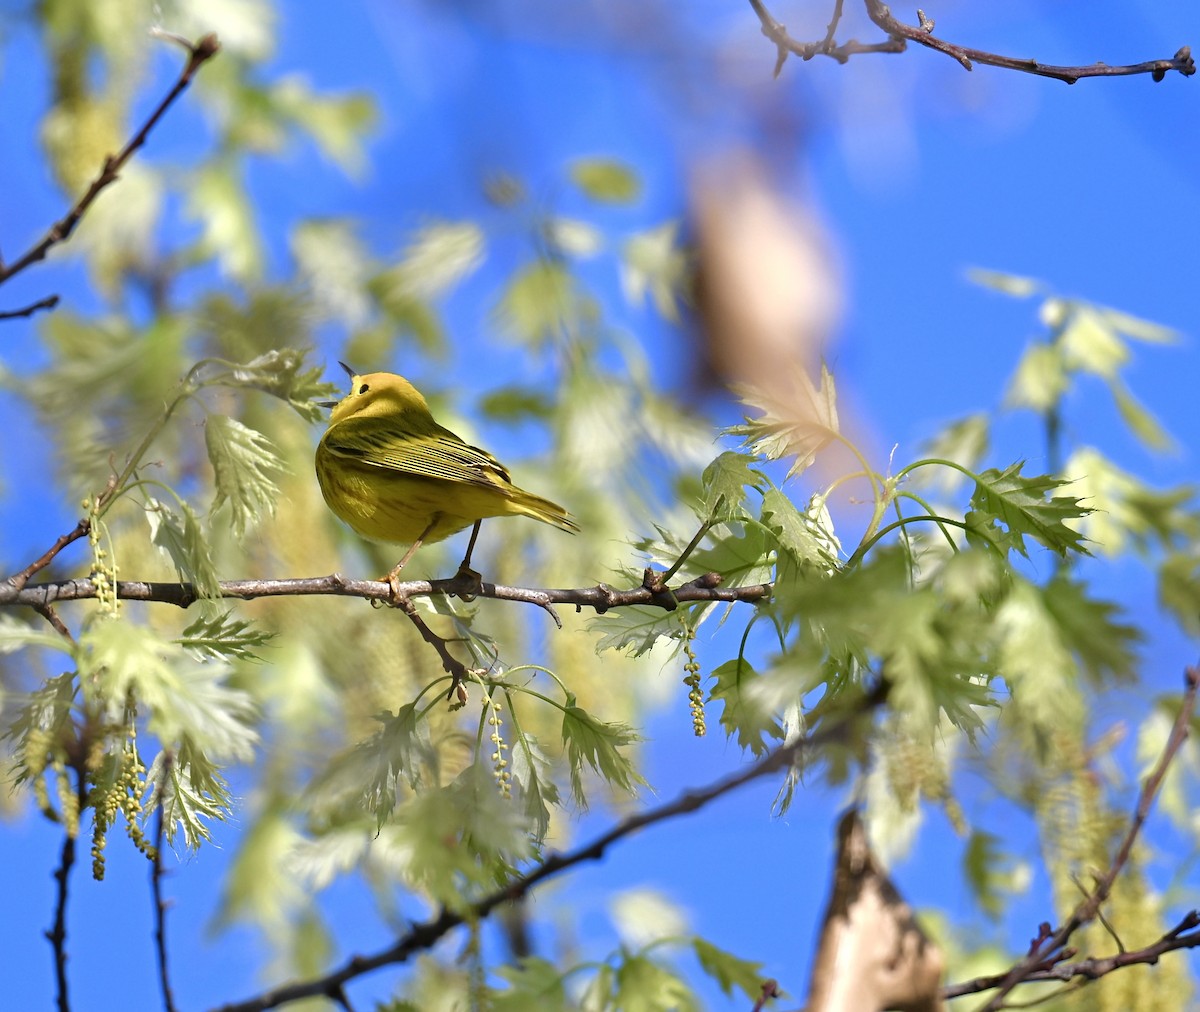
xmin=968 ymin=665 xmax=1200 ymax=1008
xmin=0 ymin=570 xmax=773 ymax=613
xmin=5 ymin=519 xmax=92 ymax=593
xmin=151 ymin=757 xmax=179 ymax=1012
xmin=746 ymin=1 xmax=1194 ymax=84
xmin=0 ymin=294 xmax=60 ymax=321
xmin=943 ymin=912 xmax=1200 ymax=999
xmin=0 ymin=32 xmax=221 ymax=312
xmin=210 ymin=681 xmax=888 ymax=1012
xmin=45 ymin=762 xmax=89 ymax=1012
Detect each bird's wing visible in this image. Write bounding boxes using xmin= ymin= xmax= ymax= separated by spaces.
xmin=322 ymin=416 xmax=513 ymax=490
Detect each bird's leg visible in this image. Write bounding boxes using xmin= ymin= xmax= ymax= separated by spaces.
xmin=384 ymin=515 xmax=441 ymax=602
xmin=454 ymin=520 xmax=484 ymax=601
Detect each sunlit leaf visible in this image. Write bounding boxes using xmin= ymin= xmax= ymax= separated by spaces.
xmin=699 ymin=450 xmax=763 ymax=523
xmin=177 ymin=611 xmax=273 ymax=662
xmin=377 ymin=221 xmax=486 ymax=300
xmin=494 ymin=260 xmax=596 ymax=346
xmin=1041 ymin=577 xmax=1140 ymax=683
xmin=1058 ymin=305 xmax=1127 ymax=378
xmin=613 ymin=954 xmax=697 ymax=1012
xmin=621 ymin=222 xmax=687 ymax=322
xmin=542 ymin=216 xmax=603 ymax=258
xmin=732 ymin=362 xmax=839 ymax=480
xmin=507 ymin=728 xmax=560 ymax=842
xmin=145 ymin=498 xmax=222 ymax=600
xmin=916 ymin=414 xmax=990 ymax=493
xmin=966 ymin=268 xmax=1042 ymax=299
xmin=709 ymin=658 xmax=785 ymax=757
xmin=692 ymin=938 xmax=767 ymax=1000
xmin=970 ymin=463 xmax=1090 ymax=559
xmin=205 ymin=414 xmax=286 ymax=538
xmin=561 ymin=700 xmax=645 ymax=807
xmin=291 ymin=219 xmax=372 ymax=326
xmin=491 ymin=958 xmax=567 ymax=1012
xmin=186 ymin=163 xmax=262 ymax=281
xmin=569 ymin=157 xmax=640 ymax=203
xmin=1005 ymin=342 xmax=1066 ymax=412
xmin=1111 ymin=380 xmax=1174 ymax=453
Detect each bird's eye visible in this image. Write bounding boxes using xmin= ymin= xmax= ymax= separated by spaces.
xmin=358 ymin=383 xmax=370 ymax=394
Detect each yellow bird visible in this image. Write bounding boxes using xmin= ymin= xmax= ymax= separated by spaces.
xmin=315 ymin=364 xmax=579 ymax=590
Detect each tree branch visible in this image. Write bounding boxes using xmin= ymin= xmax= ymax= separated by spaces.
xmin=5 ymin=519 xmax=92 ymax=593
xmin=942 ymin=911 xmax=1200 ymax=999
xmin=0 ymin=294 xmax=60 ymax=321
xmin=0 ymin=570 xmax=773 ymax=613
xmin=747 ymin=1 xmax=1194 ymax=84
xmin=967 ymin=664 xmax=1200 ymax=1008
xmin=210 ymin=681 xmax=888 ymax=1012
xmin=0 ymin=32 xmax=221 ymax=312
xmin=45 ymin=760 xmax=89 ymax=1012
xmin=151 ymin=757 xmax=180 ymax=1012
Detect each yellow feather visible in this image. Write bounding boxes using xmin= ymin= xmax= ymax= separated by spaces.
xmin=315 ymin=371 xmax=579 ymax=551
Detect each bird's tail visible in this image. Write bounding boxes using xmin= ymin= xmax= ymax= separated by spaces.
xmin=509 ymin=490 xmax=581 ymax=535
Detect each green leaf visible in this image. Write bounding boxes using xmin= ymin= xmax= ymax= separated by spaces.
xmin=592 ymin=605 xmax=683 ymax=658
xmin=1158 ymin=551 xmax=1200 ymax=637
xmin=291 ymin=220 xmax=372 ymax=326
xmin=917 ymin=414 xmax=990 ymax=492
xmin=354 ymin=705 xmax=433 ymax=825
xmin=621 ymin=222 xmax=687 ymax=322
xmin=177 ymin=611 xmax=273 ymax=662
xmin=491 ymin=957 xmax=568 ymax=1012
xmin=710 ymin=659 xmax=784 ymax=757
xmin=78 ymin=619 xmax=259 ymax=762
xmin=377 ymin=221 xmax=486 ymax=300
xmin=272 ymin=76 xmax=377 ymax=176
xmin=700 ymin=451 xmax=763 ymax=523
xmin=0 ymin=614 xmax=75 ymax=656
xmin=613 ymin=955 xmax=697 ymax=1012
xmin=970 ymin=463 xmax=1090 ymax=559
xmin=186 ymin=163 xmax=262 ymax=282
xmin=494 ymin=260 xmax=596 ymax=346
xmin=210 ymin=347 xmax=337 ymax=422
xmin=732 ymin=363 xmax=839 ymax=480
xmin=205 ymin=415 xmax=286 ymax=539
xmin=760 ymin=487 xmax=839 ymax=574
xmin=1005 ymin=342 xmax=1067 ymax=412
xmin=569 ymin=157 xmax=641 ymax=203
xmin=1057 ymin=305 xmax=1127 ymax=378
xmin=963 ymin=829 xmax=1007 ymax=919
xmin=146 ymin=747 xmax=237 ymax=851
xmin=1111 ymin=380 xmax=1174 ymax=453
xmin=507 ymin=728 xmax=560 ymax=842
xmin=145 ymin=498 xmax=222 ymax=600
xmin=561 ymin=701 xmax=645 ymax=807
xmin=541 ymin=216 xmax=603 ymax=258
xmin=966 ymin=268 xmax=1043 ymax=299
xmin=691 ymin=938 xmax=767 ymax=1001
xmin=1041 ymin=577 xmax=1140 ymax=683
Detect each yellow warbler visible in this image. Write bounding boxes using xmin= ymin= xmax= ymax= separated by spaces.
xmin=315 ymin=365 xmax=579 ymax=588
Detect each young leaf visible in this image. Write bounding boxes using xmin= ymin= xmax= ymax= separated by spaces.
xmin=491 ymin=958 xmax=568 ymax=1012
xmin=970 ymin=463 xmax=1090 ymax=559
xmin=146 ymin=746 xmax=237 ymax=850
xmin=205 ymin=414 xmax=286 ymax=539
xmin=146 ymin=498 xmax=222 ymax=599
xmin=494 ymin=260 xmax=595 ymax=346
xmin=732 ymin=362 xmax=839 ymax=480
xmin=700 ymin=450 xmax=763 ymax=523
xmin=1111 ymin=380 xmax=1174 ymax=453
xmin=1041 ymin=577 xmax=1140 ymax=683
xmin=381 ymin=220 xmax=486 ymax=300
xmin=1004 ymin=342 xmax=1067 ymax=412
xmin=621 ymin=221 xmax=686 ymax=322
xmin=507 ymin=729 xmax=560 ymax=843
xmin=0 ymin=614 xmax=75 ymax=656
xmin=592 ymin=606 xmax=685 ymax=658
xmin=613 ymin=954 xmax=698 ymax=1012
xmin=569 ymin=157 xmax=641 ymax=203
xmin=216 ymin=348 xmax=337 ymax=422
xmin=966 ymin=268 xmax=1042 ymax=299
xmin=916 ymin=413 xmax=990 ymax=492
xmin=561 ymin=700 xmax=645 ymax=807
xmin=177 ymin=611 xmax=273 ymax=661
xmin=1159 ymin=551 xmax=1200 ymax=637
xmin=1058 ymin=305 xmax=1127 ymax=378
xmin=709 ymin=659 xmax=785 ymax=757
xmin=692 ymin=938 xmax=767 ymax=1001
xmin=760 ymin=487 xmax=839 ymax=573
xmin=359 ymin=705 xmax=432 ymax=824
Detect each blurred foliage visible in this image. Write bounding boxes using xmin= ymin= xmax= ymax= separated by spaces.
xmin=0 ymin=4 xmax=1198 ymax=1011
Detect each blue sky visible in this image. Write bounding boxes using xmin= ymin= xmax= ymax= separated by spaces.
xmin=2 ymin=2 xmax=1198 ymax=1008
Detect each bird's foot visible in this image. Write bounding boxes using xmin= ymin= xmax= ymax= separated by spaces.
xmin=452 ymin=563 xmax=483 ymax=602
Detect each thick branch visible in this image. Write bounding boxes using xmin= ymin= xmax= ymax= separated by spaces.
xmin=1 ymin=571 xmax=772 ymax=613
xmin=0 ymin=32 xmax=220 ymax=307
xmin=211 ymin=682 xmax=887 ymax=1012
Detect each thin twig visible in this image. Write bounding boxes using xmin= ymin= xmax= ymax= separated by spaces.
xmin=395 ymin=594 xmax=472 ymax=703
xmin=861 ymin=1 xmax=1193 ymax=84
xmin=45 ymin=761 xmax=88 ymax=1012
xmin=0 ymin=32 xmax=220 ymax=296
xmin=0 ymin=570 xmax=773 ymax=613
xmin=943 ymin=912 xmax=1200 ymax=999
xmin=0 ymin=294 xmax=60 ymax=321
xmin=746 ymin=0 xmax=1194 ymax=84
xmin=152 ymin=755 xmax=179 ymax=1012
xmin=210 ymin=682 xmax=888 ymax=1012
xmin=5 ymin=519 xmax=91 ymax=592
xmin=33 ymin=602 xmax=74 ymax=642
xmin=973 ymin=665 xmax=1200 ymax=1008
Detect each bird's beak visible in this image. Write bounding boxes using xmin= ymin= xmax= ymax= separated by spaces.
xmin=317 ymin=399 xmax=340 ymax=409
xmin=339 ymin=360 xmax=357 ymax=379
